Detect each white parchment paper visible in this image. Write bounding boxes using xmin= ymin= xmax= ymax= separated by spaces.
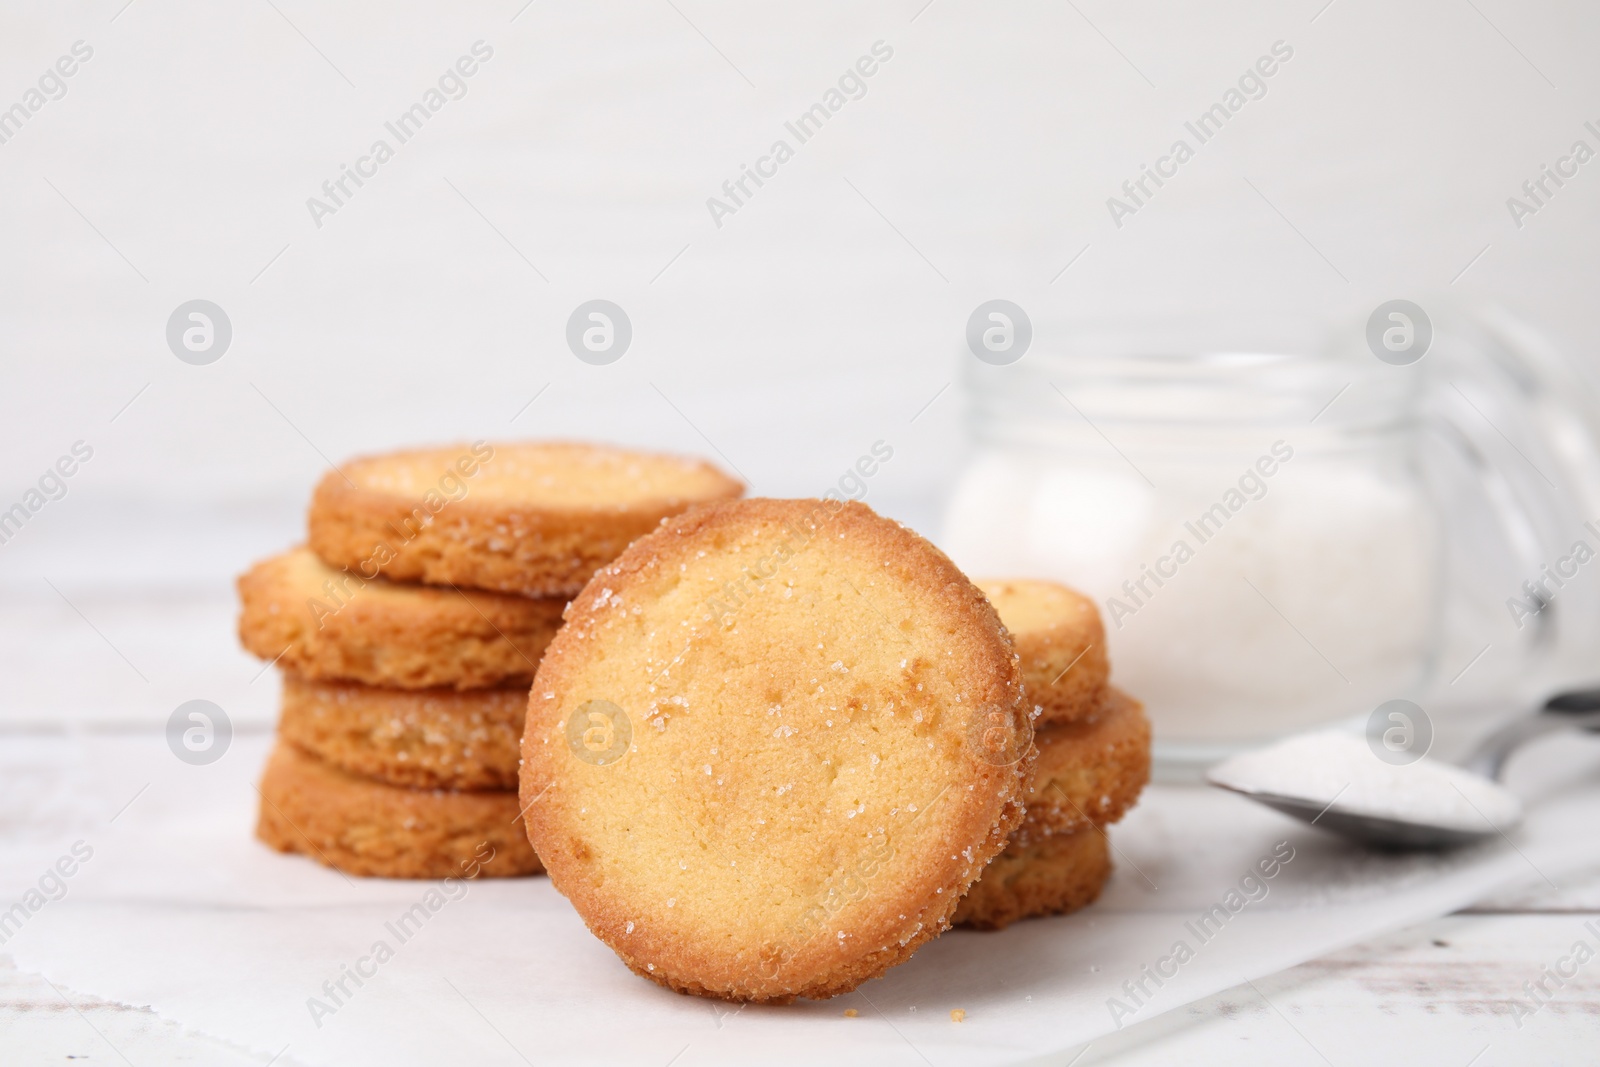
xmin=4 ymin=731 xmax=1598 ymax=1067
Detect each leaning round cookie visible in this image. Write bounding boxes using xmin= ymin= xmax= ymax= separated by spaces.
xmin=521 ymin=499 xmax=1032 ymax=1002
xmin=277 ymin=673 xmax=525 ymax=791
xmin=256 ymin=742 xmax=541 ymax=879
xmin=308 ymin=441 xmax=744 ymax=598
xmin=976 ymin=579 xmax=1108 ymax=725
xmin=238 ymin=547 xmax=563 ymax=690
xmin=953 ymin=827 xmax=1110 ymax=931
xmin=1019 ymin=687 xmax=1151 ymax=840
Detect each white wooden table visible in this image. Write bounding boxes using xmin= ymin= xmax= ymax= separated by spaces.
xmin=3 ymin=586 xmax=1598 ymax=1066
xmin=5 ymin=897 xmax=1597 ymax=1065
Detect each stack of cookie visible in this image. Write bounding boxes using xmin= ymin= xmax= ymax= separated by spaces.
xmin=513 ymin=499 xmax=1151 ymax=1001
xmin=237 ymin=441 xmax=743 ymax=879
xmin=239 ymin=548 xmax=558 ymax=878
xmin=954 ymin=579 xmax=1150 ymax=930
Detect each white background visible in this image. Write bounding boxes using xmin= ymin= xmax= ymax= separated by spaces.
xmin=5 ymin=0 xmax=1600 ymax=725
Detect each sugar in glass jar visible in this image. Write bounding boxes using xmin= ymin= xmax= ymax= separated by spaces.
xmin=941 ymin=315 xmax=1584 ymax=767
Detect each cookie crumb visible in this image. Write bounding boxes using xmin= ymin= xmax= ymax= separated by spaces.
xmin=950 ymin=1008 xmax=966 ymax=1022
xmin=844 ymin=1008 xmax=858 ymax=1018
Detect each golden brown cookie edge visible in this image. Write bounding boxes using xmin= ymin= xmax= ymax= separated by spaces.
xmin=277 ymin=674 xmax=527 ymax=791
xmin=237 ymin=548 xmax=564 ymax=689
xmin=1020 ymin=686 xmax=1152 ymax=840
xmin=954 ymin=827 xmax=1111 ymax=931
xmin=256 ymin=741 xmax=541 ymax=879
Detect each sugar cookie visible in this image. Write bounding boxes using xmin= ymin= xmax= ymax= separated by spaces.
xmin=277 ymin=673 xmax=525 ymax=791
xmin=1019 ymin=687 xmax=1151 ymax=840
xmin=256 ymin=742 xmax=541 ymax=879
xmin=976 ymin=578 xmax=1108 ymax=725
xmin=953 ymin=827 xmax=1109 ymax=931
xmin=238 ymin=547 xmax=561 ymax=689
xmin=520 ymin=499 xmax=1031 ymax=1001
xmin=308 ymin=441 xmax=743 ymax=597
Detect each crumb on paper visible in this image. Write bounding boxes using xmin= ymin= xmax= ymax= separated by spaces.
xmin=843 ymin=1008 xmax=858 ymax=1018
xmin=950 ymin=1008 xmax=966 ymax=1022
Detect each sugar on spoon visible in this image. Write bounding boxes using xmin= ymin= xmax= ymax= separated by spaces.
xmin=1207 ymin=689 xmax=1600 ymax=849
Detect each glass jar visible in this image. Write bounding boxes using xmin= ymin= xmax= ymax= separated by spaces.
xmin=941 ymin=313 xmax=1598 ymax=766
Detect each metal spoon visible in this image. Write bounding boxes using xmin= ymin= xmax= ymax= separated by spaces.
xmin=1206 ymin=688 xmax=1600 ymax=849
